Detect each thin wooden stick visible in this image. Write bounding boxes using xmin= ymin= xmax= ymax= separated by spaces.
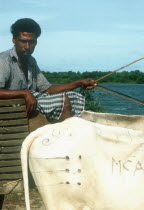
xmin=96 ymin=57 xmax=144 ymax=82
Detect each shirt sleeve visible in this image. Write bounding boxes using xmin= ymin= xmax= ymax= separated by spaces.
xmin=0 ymin=57 xmax=10 ymax=89
xmin=34 ymin=61 xmax=52 ymax=92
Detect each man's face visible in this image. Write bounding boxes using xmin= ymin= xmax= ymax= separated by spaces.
xmin=13 ymin=32 xmax=37 ymax=59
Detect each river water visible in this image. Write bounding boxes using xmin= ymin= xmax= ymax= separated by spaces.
xmin=94 ymin=84 xmax=144 ymax=115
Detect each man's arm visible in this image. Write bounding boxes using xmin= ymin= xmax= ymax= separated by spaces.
xmin=44 ymin=79 xmax=97 ymax=94
xmin=0 ymin=89 xmax=37 ymax=116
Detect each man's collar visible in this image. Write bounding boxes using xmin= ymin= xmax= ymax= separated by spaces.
xmin=10 ymin=46 xmax=19 ymax=61
xmin=9 ymin=46 xmax=35 ymax=66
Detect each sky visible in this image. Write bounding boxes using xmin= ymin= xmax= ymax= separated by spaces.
xmin=0 ymin=0 xmax=144 ymax=72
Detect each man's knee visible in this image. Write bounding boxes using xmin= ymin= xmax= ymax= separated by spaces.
xmin=59 ymin=95 xmax=71 ymax=121
xmin=63 ymin=95 xmax=71 ymax=110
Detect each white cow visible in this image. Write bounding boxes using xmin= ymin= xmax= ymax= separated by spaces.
xmin=21 ymin=114 xmax=144 ymax=210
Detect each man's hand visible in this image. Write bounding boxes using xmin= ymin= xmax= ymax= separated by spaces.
xmin=80 ymin=79 xmax=98 ymax=90
xmin=23 ymin=90 xmax=37 ymax=116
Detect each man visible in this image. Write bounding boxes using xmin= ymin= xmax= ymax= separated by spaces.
xmin=0 ymin=18 xmax=97 ymax=122
xmin=0 ymin=18 xmax=97 ymax=208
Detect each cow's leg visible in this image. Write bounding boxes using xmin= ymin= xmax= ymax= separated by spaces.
xmin=0 ymin=195 xmax=4 ymax=210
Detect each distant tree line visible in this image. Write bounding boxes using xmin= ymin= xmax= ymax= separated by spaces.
xmin=42 ymin=70 xmax=144 ymax=112
xmin=42 ymin=70 xmax=144 ymax=84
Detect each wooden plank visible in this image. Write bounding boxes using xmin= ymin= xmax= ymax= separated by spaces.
xmin=0 ymin=173 xmax=22 ymax=180
xmin=0 ymin=119 xmax=28 ymax=126
xmin=0 ymin=132 xmax=29 ymax=140
xmin=0 ymin=160 xmax=21 ymax=167
xmin=0 ymin=146 xmax=21 ymax=153
xmin=0 ymin=153 xmax=20 ymax=160
xmin=0 ymin=139 xmax=24 ymax=146
xmin=0 ymin=125 xmax=29 ymax=134
xmin=0 ymin=98 xmax=25 ymax=106
xmin=0 ymin=112 xmax=26 ymax=120
xmin=0 ymin=105 xmax=26 ymax=113
xmin=0 ymin=166 xmax=21 ymax=173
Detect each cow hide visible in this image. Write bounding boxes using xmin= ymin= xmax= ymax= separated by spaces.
xmin=21 ymin=114 xmax=144 ymax=210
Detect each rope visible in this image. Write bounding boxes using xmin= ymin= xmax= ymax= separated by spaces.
xmin=95 ymin=86 xmax=144 ymax=106
xmin=94 ymin=57 xmax=144 ymax=106
xmin=2 ymin=179 xmax=22 ymax=187
xmin=96 ymin=57 xmax=144 ymax=82
xmin=99 ymin=84 xmax=144 ymax=104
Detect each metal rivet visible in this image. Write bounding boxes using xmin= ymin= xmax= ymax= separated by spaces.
xmin=66 ymin=181 xmax=70 ymax=184
xmin=79 ymin=155 xmax=82 ymax=159
xmin=77 ymin=169 xmax=81 ymax=173
xmin=77 ymin=182 xmax=81 ymax=185
xmin=65 ymin=169 xmax=70 ymax=172
xmin=66 ymin=156 xmax=70 ymax=160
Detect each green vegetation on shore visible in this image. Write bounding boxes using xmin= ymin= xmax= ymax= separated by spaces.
xmin=42 ymin=70 xmax=144 ymax=84
xmin=42 ymin=70 xmax=144 ymax=112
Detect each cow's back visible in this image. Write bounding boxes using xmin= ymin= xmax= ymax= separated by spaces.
xmin=28 ymin=117 xmax=144 ymax=210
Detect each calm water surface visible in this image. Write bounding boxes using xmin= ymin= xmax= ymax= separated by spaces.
xmin=94 ymin=84 xmax=144 ymax=115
